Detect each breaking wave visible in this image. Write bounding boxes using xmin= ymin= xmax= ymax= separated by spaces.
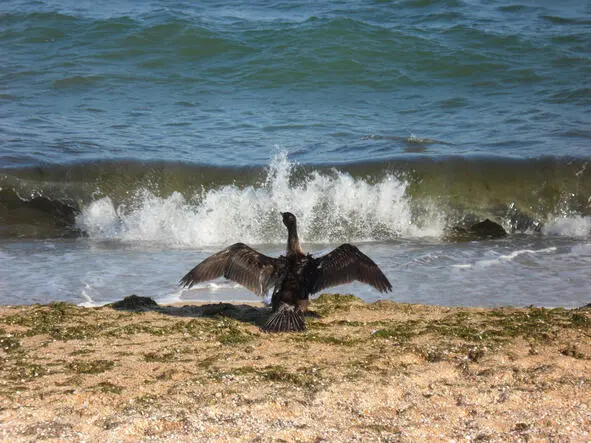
xmin=1 ymin=151 xmax=590 ymax=243
xmin=75 ymin=152 xmax=444 ymax=246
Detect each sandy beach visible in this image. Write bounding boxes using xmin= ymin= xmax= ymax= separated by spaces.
xmin=1 ymin=294 xmax=589 ymax=441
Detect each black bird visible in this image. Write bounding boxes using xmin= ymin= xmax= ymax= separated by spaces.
xmin=179 ymin=212 xmax=392 ymax=332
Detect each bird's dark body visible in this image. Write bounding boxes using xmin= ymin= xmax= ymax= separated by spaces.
xmin=179 ymin=212 xmax=392 ymax=332
xmin=272 ymin=253 xmax=313 ymax=310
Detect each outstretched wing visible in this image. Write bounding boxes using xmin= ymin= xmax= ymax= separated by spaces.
xmin=311 ymin=244 xmax=392 ymax=293
xmin=179 ymin=243 xmax=283 ymax=297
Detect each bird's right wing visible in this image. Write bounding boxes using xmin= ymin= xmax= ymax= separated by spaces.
xmin=311 ymin=243 xmax=392 ymax=293
xmin=179 ymin=243 xmax=283 ymax=297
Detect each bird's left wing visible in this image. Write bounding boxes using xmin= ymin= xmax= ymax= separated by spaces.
xmin=310 ymin=244 xmax=392 ymax=293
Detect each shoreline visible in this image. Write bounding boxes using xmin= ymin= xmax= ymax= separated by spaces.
xmin=1 ymin=294 xmax=590 ymax=441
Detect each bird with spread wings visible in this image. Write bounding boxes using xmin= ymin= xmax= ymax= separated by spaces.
xmin=180 ymin=212 xmax=392 ymax=332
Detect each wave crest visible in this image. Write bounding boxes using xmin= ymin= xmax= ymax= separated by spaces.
xmin=76 ymin=152 xmax=444 ymax=246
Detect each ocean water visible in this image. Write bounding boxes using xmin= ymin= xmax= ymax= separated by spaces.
xmin=0 ymin=0 xmax=590 ymax=308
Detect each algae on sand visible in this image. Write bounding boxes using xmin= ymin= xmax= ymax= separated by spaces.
xmin=0 ymin=294 xmax=589 ymax=441
xmin=67 ymin=359 xmax=115 ymax=374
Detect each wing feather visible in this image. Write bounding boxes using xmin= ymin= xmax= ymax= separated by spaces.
xmin=179 ymin=243 xmax=283 ymax=297
xmin=311 ymin=244 xmax=392 ymax=293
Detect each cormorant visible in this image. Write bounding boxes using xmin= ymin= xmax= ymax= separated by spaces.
xmin=179 ymin=212 xmax=392 ymax=332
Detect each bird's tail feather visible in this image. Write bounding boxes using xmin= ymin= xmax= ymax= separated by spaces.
xmin=262 ymin=304 xmax=306 ymax=333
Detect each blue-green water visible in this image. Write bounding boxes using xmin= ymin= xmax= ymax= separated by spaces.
xmin=0 ymin=1 xmax=590 ymax=307
xmin=2 ymin=0 xmax=590 ymax=165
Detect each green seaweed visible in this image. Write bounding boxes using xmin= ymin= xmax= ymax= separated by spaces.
xmin=67 ymin=359 xmax=114 ymax=374
xmin=0 ymin=335 xmax=21 ymax=353
xmin=483 ymin=307 xmax=589 ymax=342
xmin=560 ymin=344 xmax=586 ymax=360
xmin=2 ymin=302 xmax=74 ymax=327
xmin=7 ymin=360 xmax=47 ymax=380
xmin=106 ymin=323 xmax=173 ymax=337
xmin=312 ymin=293 xmax=364 ymax=315
xmin=70 ymin=349 xmax=95 ymax=356
xmin=177 ymin=318 xmax=212 ymax=337
xmin=1 ymin=303 xmax=104 ymax=340
xmin=45 ymin=324 xmax=104 ymax=341
xmin=210 ymin=364 xmax=324 ymax=390
xmin=144 ymin=352 xmax=177 ymax=363
xmin=92 ymin=381 xmax=123 ymax=394
xmin=429 ymin=321 xmax=488 ymax=342
xmin=371 ymin=324 xmax=416 ymax=342
xmin=134 ymin=394 xmax=161 ymax=408
xmin=213 ymin=318 xmax=254 ymax=345
xmin=197 ymin=355 xmax=220 ymax=370
xmin=256 ymin=364 xmax=323 ymax=389
xmin=295 ymin=333 xmax=360 ymax=346
xmin=570 ymin=312 xmax=591 ymax=328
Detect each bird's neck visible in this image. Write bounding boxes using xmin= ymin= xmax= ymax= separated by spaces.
xmin=286 ymin=224 xmax=304 ymax=256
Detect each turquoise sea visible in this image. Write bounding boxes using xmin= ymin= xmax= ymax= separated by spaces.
xmin=1 ymin=0 xmax=590 ymax=308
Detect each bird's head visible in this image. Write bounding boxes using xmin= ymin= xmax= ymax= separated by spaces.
xmin=281 ymin=212 xmax=297 ymax=228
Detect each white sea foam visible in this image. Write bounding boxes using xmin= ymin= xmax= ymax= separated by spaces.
xmin=79 ymin=282 xmax=97 ymax=307
xmin=543 ymin=216 xmax=591 ymax=237
xmin=155 ymin=290 xmax=185 ymax=306
xmin=453 ymin=247 xmax=557 ymax=269
xmin=76 ymin=151 xmax=445 ymax=246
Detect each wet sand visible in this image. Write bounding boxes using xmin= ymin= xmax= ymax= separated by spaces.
xmin=1 ymin=294 xmax=590 ymax=441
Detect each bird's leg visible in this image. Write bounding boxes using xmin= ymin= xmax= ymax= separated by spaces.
xmin=270 ymin=290 xmax=281 ymax=312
